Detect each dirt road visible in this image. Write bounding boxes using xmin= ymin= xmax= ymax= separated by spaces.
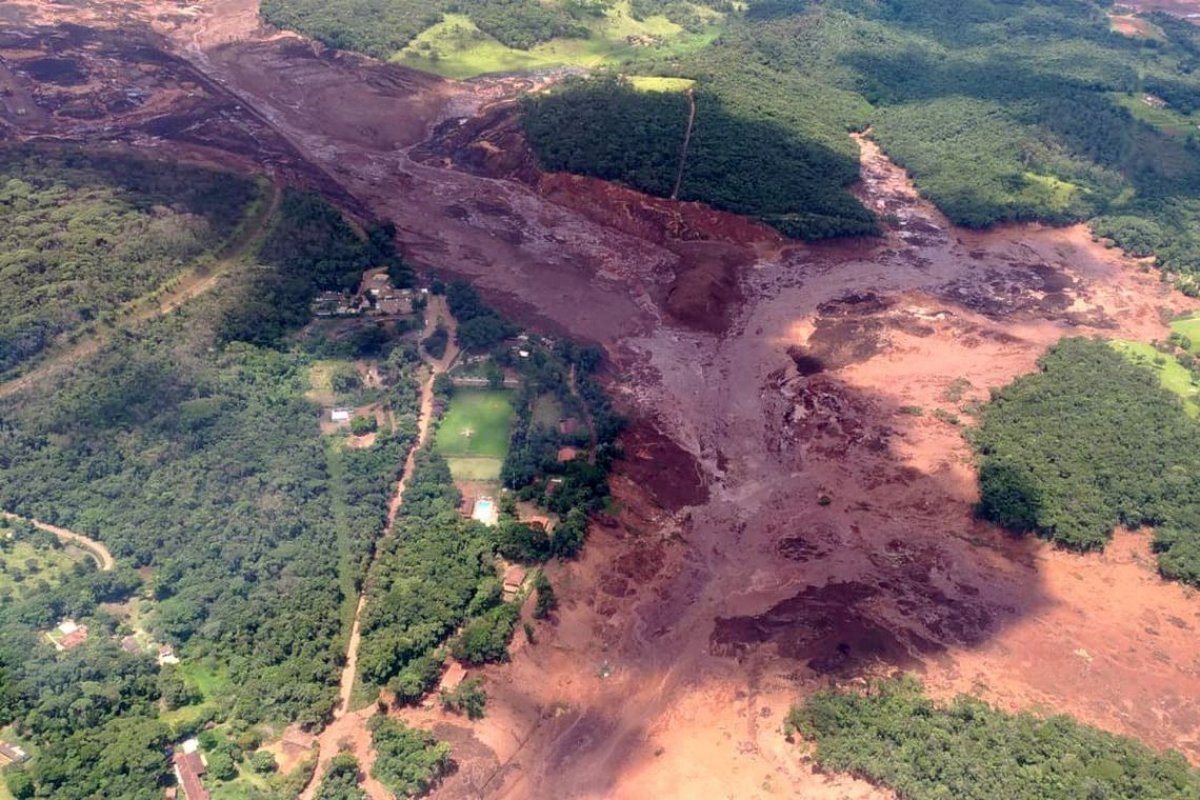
xmin=670 ymin=89 xmax=696 ymax=201
xmin=1 ymin=511 xmax=115 ymax=571
xmin=0 ymin=182 xmax=282 ymax=401
xmin=303 ymin=294 xmax=460 ymax=800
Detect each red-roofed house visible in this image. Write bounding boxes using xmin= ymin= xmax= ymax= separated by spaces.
xmin=173 ymin=749 xmax=209 ymax=800
xmin=502 ymin=565 xmax=528 ymax=599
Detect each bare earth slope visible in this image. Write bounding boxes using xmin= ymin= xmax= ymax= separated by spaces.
xmin=3 ymin=2 xmax=1200 ymax=799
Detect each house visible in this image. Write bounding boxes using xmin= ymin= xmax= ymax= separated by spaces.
xmin=545 ymin=478 xmax=564 ymax=496
xmin=558 ymin=418 xmax=580 ymax=437
xmin=439 ymin=661 xmax=467 ymax=693
xmin=158 ymin=645 xmax=180 ymax=666
xmin=502 ymin=565 xmax=528 ymax=598
xmin=173 ymin=743 xmax=210 ymax=800
xmin=57 ymin=623 xmax=88 ymax=652
xmin=330 ymin=408 xmax=351 ymax=423
xmin=556 ymin=446 xmax=579 ymax=463
xmin=120 ymin=635 xmax=142 ymax=655
xmin=0 ymin=742 xmax=29 ymax=764
xmin=52 ymin=619 xmax=88 ymax=651
xmin=471 ymin=497 xmax=499 ymax=527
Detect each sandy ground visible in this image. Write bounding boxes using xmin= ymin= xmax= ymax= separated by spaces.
xmin=5 ymin=2 xmax=1200 ymax=799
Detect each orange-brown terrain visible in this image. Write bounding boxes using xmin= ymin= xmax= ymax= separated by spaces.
xmin=5 ymin=1 xmax=1200 ymax=799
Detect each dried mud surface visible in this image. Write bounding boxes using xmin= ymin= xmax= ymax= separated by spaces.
xmin=6 ymin=2 xmax=1200 ymax=799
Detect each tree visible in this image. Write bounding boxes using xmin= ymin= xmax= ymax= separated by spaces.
xmin=250 ymin=750 xmax=278 ymax=775
xmin=440 ymin=676 xmax=487 ymax=720
xmin=451 ymin=604 xmax=519 ymax=665
xmin=368 ymin=717 xmax=451 ymax=797
xmin=206 ymin=749 xmax=237 ymax=782
xmin=533 ymin=572 xmax=557 ymax=619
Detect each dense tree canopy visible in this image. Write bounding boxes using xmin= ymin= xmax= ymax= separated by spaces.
xmin=790 ymin=677 xmax=1200 ymax=800
xmin=0 ymin=145 xmax=260 ymax=376
xmin=972 ymin=338 xmax=1200 ymax=584
xmin=0 ymin=176 xmax=415 ymax=797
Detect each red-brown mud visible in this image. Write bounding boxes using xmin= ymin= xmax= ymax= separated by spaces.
xmin=6 ymin=2 xmax=1200 ymax=799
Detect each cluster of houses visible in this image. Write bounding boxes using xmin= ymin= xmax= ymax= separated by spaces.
xmin=312 ymin=268 xmax=418 ymax=319
xmin=44 ymin=618 xmax=179 ymax=665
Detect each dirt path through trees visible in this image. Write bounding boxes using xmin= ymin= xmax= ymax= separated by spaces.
xmin=670 ymin=88 xmax=696 ymax=201
xmin=0 ymin=181 xmax=282 ymax=402
xmin=302 ymin=294 xmax=459 ymax=800
xmin=0 ymin=511 xmax=115 ymax=571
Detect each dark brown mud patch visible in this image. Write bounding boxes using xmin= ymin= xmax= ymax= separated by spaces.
xmin=711 ymin=581 xmax=939 ymax=675
xmin=618 ymin=420 xmax=708 ymax=510
xmin=22 ymin=57 xmax=87 ymax=85
xmin=786 ymin=346 xmax=826 ymax=376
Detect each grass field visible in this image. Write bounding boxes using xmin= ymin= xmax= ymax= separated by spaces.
xmin=436 ymin=388 xmax=514 ymax=480
xmin=394 ymin=2 xmax=721 ymax=79
xmin=531 ymin=393 xmax=564 ymax=430
xmin=1115 ymin=93 xmax=1200 ymax=140
xmin=1170 ymin=314 xmax=1200 ymax=353
xmin=1111 ymin=340 xmax=1200 ymax=417
xmin=0 ymin=539 xmax=85 ymax=600
xmin=628 ymin=75 xmax=696 ymax=93
xmin=436 ymin=389 xmax=515 ymax=458
xmin=160 ymin=661 xmax=231 ymax=730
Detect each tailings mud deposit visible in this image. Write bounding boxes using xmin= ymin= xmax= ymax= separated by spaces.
xmin=8 ymin=1 xmax=1200 ymax=798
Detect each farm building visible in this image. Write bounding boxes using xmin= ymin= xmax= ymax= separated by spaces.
xmin=51 ymin=619 xmax=88 ymax=651
xmin=0 ymin=741 xmax=29 ymax=764
xmin=502 ymin=565 xmax=528 ymax=598
xmin=173 ymin=740 xmax=209 ymax=800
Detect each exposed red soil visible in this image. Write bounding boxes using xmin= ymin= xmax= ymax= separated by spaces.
xmin=7 ymin=2 xmax=1200 ymax=799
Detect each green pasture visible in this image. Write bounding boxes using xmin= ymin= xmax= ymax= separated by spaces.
xmin=394 ymin=3 xmax=720 ymax=79
xmin=1111 ymin=340 xmax=1200 ymax=417
xmin=0 ymin=538 xmax=85 ymax=600
xmin=1170 ymin=314 xmax=1200 ymax=354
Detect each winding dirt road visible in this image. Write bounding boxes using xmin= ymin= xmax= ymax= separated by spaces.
xmin=1 ymin=511 xmax=115 ymax=571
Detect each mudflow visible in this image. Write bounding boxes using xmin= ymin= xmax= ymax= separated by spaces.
xmin=4 ymin=0 xmax=1200 ymax=798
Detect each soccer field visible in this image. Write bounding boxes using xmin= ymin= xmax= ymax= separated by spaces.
xmin=435 ymin=389 xmax=515 ymax=460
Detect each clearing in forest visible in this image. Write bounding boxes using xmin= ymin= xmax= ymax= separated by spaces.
xmin=394 ymin=2 xmax=721 ymax=79
xmin=1111 ymin=340 xmax=1200 ymax=417
xmin=435 ymin=389 xmax=515 ymax=479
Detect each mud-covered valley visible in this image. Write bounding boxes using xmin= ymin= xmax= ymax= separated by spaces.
xmin=5 ymin=1 xmax=1200 ymax=798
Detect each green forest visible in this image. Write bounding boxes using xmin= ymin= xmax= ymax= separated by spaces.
xmin=0 ymin=171 xmax=418 ymax=798
xmin=0 ymin=146 xmax=261 ymax=377
xmin=790 ymin=677 xmax=1200 ymax=800
xmin=521 ymin=77 xmax=878 ymax=239
xmin=972 ymin=338 xmax=1200 ymax=585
